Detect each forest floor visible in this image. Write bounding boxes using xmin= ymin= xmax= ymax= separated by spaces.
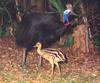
xmin=0 ymin=37 xmax=100 ymax=83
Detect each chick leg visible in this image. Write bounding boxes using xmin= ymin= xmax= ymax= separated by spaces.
xmin=55 ymin=62 xmax=61 ymax=76
xmin=50 ymin=60 xmax=54 ymax=77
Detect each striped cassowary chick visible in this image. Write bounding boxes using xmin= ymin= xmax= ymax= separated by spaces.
xmin=34 ymin=42 xmax=67 ymax=76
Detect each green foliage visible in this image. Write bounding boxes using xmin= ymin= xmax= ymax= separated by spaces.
xmin=0 ymin=0 xmax=15 ymax=36
xmin=0 ymin=27 xmax=6 ymax=36
xmin=0 ymin=26 xmax=10 ymax=37
xmin=93 ymin=34 xmax=100 ymax=46
xmin=64 ymin=35 xmax=74 ymax=47
xmin=49 ymin=0 xmax=64 ymax=14
xmin=60 ymin=35 xmax=74 ymax=48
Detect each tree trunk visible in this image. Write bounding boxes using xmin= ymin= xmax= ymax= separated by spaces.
xmin=15 ymin=0 xmax=22 ymax=21
xmin=78 ymin=0 xmax=89 ymax=52
xmin=30 ymin=0 xmax=45 ymax=12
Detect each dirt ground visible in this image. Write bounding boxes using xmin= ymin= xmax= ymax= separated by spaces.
xmin=0 ymin=37 xmax=100 ymax=83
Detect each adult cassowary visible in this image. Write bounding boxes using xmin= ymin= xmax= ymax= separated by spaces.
xmin=15 ymin=12 xmax=68 ymax=68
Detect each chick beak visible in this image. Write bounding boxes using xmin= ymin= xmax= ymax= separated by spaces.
xmin=33 ymin=45 xmax=36 ymax=48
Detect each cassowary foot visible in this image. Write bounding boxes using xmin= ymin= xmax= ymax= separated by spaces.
xmin=38 ymin=56 xmax=43 ymax=67
xmin=21 ymin=63 xmax=27 ymax=69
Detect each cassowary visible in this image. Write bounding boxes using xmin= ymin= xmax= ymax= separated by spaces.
xmin=15 ymin=12 xmax=68 ymax=68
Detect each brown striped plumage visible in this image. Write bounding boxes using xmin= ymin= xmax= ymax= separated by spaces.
xmin=34 ymin=42 xmax=66 ymax=76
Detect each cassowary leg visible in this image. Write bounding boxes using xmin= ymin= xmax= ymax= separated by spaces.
xmin=38 ymin=56 xmax=43 ymax=67
xmin=22 ymin=48 xmax=28 ymax=68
